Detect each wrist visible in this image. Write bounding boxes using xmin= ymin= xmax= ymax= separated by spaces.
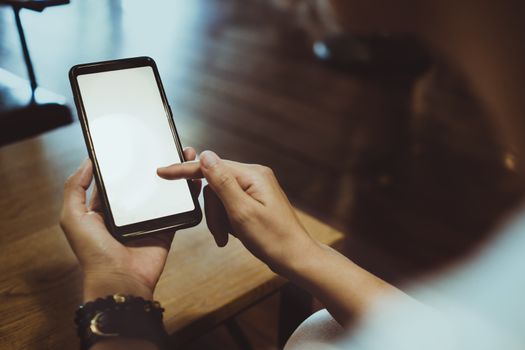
xmin=83 ymin=271 xmax=154 ymax=302
xmin=269 ymin=234 xmax=326 ymax=277
xmin=75 ymin=294 xmax=167 ymax=350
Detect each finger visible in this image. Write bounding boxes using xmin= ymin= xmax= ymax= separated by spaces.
xmin=88 ymin=185 xmax=104 ymax=212
xmin=183 ymin=147 xmax=202 ymax=197
xmin=183 ymin=147 xmax=197 ymax=161
xmin=157 ymin=161 xmax=203 ymax=180
xmin=157 ymin=146 xmax=200 ymax=179
xmin=204 ymin=186 xmax=230 ymax=247
xmin=199 ymin=151 xmax=251 ymax=212
xmin=158 ymin=156 xmax=248 ymax=181
xmin=190 ymin=178 xmax=202 ymax=198
xmin=63 ymin=158 xmax=93 ymax=215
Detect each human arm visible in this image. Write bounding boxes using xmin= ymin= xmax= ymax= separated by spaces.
xmin=60 ymin=148 xmax=201 ymax=350
xmin=157 ymin=150 xmax=412 ymax=325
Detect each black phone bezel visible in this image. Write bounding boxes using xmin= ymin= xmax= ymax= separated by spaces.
xmin=69 ymin=56 xmax=202 ymax=240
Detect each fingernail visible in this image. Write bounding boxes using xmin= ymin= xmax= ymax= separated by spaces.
xmin=200 ymin=150 xmax=219 ymax=169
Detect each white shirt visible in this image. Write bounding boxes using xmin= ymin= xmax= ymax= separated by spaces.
xmin=287 ymin=208 xmax=525 ymax=349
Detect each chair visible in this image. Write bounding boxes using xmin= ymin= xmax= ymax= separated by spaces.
xmin=0 ymin=0 xmax=72 ymax=146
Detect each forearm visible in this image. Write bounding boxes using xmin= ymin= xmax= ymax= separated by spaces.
xmin=280 ymin=240 xmax=411 ymax=325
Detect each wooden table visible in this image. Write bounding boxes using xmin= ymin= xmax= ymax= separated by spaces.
xmin=0 ymin=124 xmax=344 ymax=349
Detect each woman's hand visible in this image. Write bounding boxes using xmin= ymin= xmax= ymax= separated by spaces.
xmin=60 ymin=148 xmax=201 ymax=302
xmin=158 ymin=150 xmax=408 ymax=326
xmin=157 ymin=150 xmax=319 ymax=274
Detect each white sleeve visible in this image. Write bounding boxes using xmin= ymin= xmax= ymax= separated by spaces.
xmin=285 ymin=309 xmax=345 ymax=350
xmin=287 ymin=208 xmax=525 ymax=350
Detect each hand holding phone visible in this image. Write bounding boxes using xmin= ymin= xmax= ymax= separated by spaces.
xmin=60 ymin=148 xmax=201 ymax=301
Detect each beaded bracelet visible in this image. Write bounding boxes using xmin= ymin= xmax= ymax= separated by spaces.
xmin=75 ymin=294 xmax=169 ymax=350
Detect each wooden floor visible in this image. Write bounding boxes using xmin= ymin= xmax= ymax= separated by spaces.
xmin=1 ymin=0 xmax=524 ymax=349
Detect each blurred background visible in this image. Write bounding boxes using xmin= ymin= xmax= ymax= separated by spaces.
xmin=1 ymin=0 xmax=524 ymax=348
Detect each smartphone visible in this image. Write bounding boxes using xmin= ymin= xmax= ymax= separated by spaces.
xmin=69 ymin=56 xmax=202 ymax=240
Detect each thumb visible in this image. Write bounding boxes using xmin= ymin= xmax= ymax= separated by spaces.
xmin=199 ymin=151 xmax=248 ymax=211
xmin=63 ymin=158 xmax=93 ymax=215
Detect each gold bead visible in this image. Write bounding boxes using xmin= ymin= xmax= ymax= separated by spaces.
xmin=113 ymin=294 xmax=126 ymax=304
xmin=152 ymin=301 xmax=161 ymax=309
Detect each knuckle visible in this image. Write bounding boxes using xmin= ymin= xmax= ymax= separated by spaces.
xmin=257 ymin=165 xmax=274 ymax=178
xmin=216 ymin=172 xmax=234 ymax=189
xmin=249 ymin=165 xmax=275 ymax=186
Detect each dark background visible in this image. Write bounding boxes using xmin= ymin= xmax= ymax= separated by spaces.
xmin=2 ymin=0 xmax=524 ymax=348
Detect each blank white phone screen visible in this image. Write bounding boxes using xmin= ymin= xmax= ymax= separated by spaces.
xmin=77 ymin=66 xmax=194 ymax=227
